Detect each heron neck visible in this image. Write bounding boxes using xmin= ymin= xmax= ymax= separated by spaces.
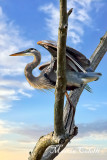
xmin=24 ymin=53 xmax=41 ymax=86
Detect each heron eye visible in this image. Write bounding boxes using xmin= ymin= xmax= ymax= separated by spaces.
xmin=26 ymin=48 xmax=34 ymax=52
xmin=29 ymin=48 xmax=34 ymax=52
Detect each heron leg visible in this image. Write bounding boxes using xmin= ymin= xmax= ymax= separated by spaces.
xmin=65 ymin=91 xmax=76 ymax=134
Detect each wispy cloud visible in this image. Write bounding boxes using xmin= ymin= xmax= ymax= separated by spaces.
xmin=82 ymin=101 xmax=107 ymax=111
xmin=0 ymin=118 xmax=106 ymax=158
xmin=0 ymin=120 xmax=10 ymax=134
xmin=0 ymin=79 xmax=34 ymax=90
xmin=0 ymin=119 xmax=107 ymax=154
xmin=0 ymin=6 xmax=35 ymax=112
xmin=39 ymin=0 xmax=104 ymax=44
xmin=11 ymin=120 xmax=107 ymax=142
xmin=78 ymin=120 xmax=107 ymax=138
xmin=0 ymin=79 xmax=34 ymax=112
xmin=82 ymin=103 xmax=99 ymax=111
xmin=0 ymin=6 xmax=33 ymax=76
xmin=0 ymin=88 xmax=19 ymax=112
xmin=12 ymin=124 xmax=53 ymax=141
xmin=18 ymin=89 xmax=32 ymax=98
xmin=0 ymin=101 xmax=12 ymax=112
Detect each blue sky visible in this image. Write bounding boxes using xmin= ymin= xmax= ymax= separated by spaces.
xmin=0 ymin=0 xmax=107 ymax=160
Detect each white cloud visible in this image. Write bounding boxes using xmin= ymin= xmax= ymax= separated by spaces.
xmin=0 ymin=88 xmax=20 ymax=112
xmin=0 ymin=119 xmax=106 ymax=154
xmin=0 ymin=84 xmax=34 ymax=112
xmin=77 ymin=120 xmax=107 ymax=140
xmin=0 ymin=6 xmax=35 ymax=112
xmin=82 ymin=101 xmax=107 ymax=111
xmin=0 ymin=102 xmax=12 ymax=112
xmin=82 ymin=103 xmax=99 ymax=111
xmin=0 ymin=120 xmax=10 ymax=134
xmin=0 ymin=88 xmax=16 ymax=97
xmin=0 ymin=88 xmax=20 ymax=100
xmin=0 ymin=6 xmax=33 ymax=77
xmin=0 ymin=3 xmax=52 ymax=113
xmin=0 ymin=6 xmax=33 ymax=76
xmin=0 ymin=79 xmax=34 ymax=90
xmin=18 ymin=89 xmax=32 ymax=98
xmin=40 ymin=0 xmax=104 ymax=44
xmin=87 ymin=107 xmax=97 ymax=111
xmin=9 ymin=120 xmax=107 ymax=144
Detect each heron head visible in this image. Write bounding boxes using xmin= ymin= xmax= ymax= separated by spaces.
xmin=37 ymin=40 xmax=57 ymax=57
xmin=10 ymin=48 xmax=39 ymax=56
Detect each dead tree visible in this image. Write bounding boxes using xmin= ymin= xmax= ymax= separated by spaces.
xmin=41 ymin=31 xmax=107 ymax=160
xmin=28 ymin=0 xmax=107 ymax=159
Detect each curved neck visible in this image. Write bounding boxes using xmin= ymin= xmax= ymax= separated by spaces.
xmin=24 ymin=52 xmax=41 ymax=87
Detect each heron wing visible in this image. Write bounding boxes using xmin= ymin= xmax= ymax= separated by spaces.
xmin=66 ymin=52 xmax=87 ymax=73
xmin=39 ymin=61 xmax=51 ymax=70
xmin=37 ymin=40 xmax=90 ymax=73
xmin=66 ymin=46 xmax=90 ymax=70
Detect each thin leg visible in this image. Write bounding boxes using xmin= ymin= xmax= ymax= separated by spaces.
xmin=65 ymin=91 xmax=74 ymax=108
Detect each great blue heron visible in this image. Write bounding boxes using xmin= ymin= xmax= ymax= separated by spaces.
xmin=37 ymin=40 xmax=102 ymax=91
xmin=10 ymin=44 xmax=101 ymax=99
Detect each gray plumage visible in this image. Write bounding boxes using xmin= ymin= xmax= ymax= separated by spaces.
xmin=37 ymin=40 xmax=101 ymax=91
xmin=10 ymin=43 xmax=102 ymax=91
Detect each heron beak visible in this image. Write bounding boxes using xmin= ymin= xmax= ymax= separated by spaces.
xmin=37 ymin=41 xmax=53 ymax=47
xmin=37 ymin=40 xmax=57 ymax=58
xmin=37 ymin=41 xmax=50 ymax=50
xmin=37 ymin=41 xmax=42 ymax=45
xmin=37 ymin=40 xmax=57 ymax=49
xmin=9 ymin=51 xmax=26 ymax=56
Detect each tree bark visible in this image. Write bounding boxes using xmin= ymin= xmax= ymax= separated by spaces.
xmin=54 ymin=0 xmax=67 ymax=138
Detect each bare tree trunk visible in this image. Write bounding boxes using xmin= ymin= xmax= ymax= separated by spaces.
xmin=41 ymin=32 xmax=107 ymax=160
xmin=54 ymin=0 xmax=67 ymax=138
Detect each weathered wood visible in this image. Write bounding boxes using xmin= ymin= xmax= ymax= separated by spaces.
xmin=67 ymin=8 xmax=73 ymax=17
xmin=90 ymin=32 xmax=107 ymax=70
xmin=41 ymin=32 xmax=107 ymax=160
xmin=28 ymin=133 xmax=55 ymax=160
xmin=54 ymin=0 xmax=68 ymax=137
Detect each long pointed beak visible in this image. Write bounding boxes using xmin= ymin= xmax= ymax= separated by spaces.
xmin=37 ymin=41 xmax=49 ymax=49
xmin=9 ymin=51 xmax=26 ymax=56
xmin=37 ymin=41 xmax=43 ymax=45
xmin=37 ymin=40 xmax=57 ymax=49
xmin=37 ymin=41 xmax=50 ymax=49
xmin=37 ymin=40 xmax=57 ymax=58
xmin=37 ymin=40 xmax=56 ymax=48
